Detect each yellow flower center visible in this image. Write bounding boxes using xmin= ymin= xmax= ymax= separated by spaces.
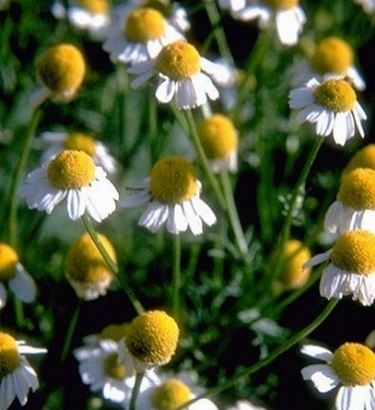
xmin=331 ymin=342 xmax=375 ymax=386
xmin=344 ymin=144 xmax=375 ymax=175
xmin=310 ymin=37 xmax=354 ymax=74
xmin=36 ymin=44 xmax=86 ymax=94
xmin=331 ymin=230 xmax=375 ymax=275
xmin=155 ymin=41 xmax=201 ymax=80
xmin=151 ymin=379 xmax=192 ymax=410
xmin=198 ymin=114 xmax=238 ymax=160
xmin=125 ymin=310 xmax=179 ymax=365
xmin=0 ymin=243 xmax=18 ymax=281
xmin=100 ymin=323 xmax=129 ymax=342
xmin=150 ymin=156 xmax=198 ymax=204
xmin=75 ymin=0 xmax=108 ymax=13
xmin=338 ymin=168 xmax=375 ymax=209
xmin=0 ymin=332 xmax=21 ymax=376
xmin=63 ymin=132 xmax=97 ymax=157
xmin=103 ymin=353 xmax=127 ymax=379
xmin=264 ymin=0 xmax=298 ymax=10
xmin=124 ymin=7 xmax=166 ymax=42
xmin=314 ymin=79 xmax=356 ymax=112
xmin=65 ymin=232 xmax=116 ymax=284
xmin=47 ymin=150 xmax=96 ymax=189
xmin=279 ymin=240 xmax=311 ymax=290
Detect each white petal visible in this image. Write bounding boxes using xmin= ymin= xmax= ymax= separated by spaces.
xmin=0 ymin=374 xmax=16 ymax=410
xmin=324 ymin=201 xmax=342 ymax=234
xmin=333 ymin=112 xmax=350 ymax=145
xmin=0 ymin=283 xmax=7 ymax=308
xmin=300 ymin=345 xmax=333 ymax=361
xmin=303 ymin=250 xmax=332 ymax=269
xmin=182 ymin=200 xmax=203 ymax=235
xmin=121 ymin=190 xmax=151 ymax=208
xmin=166 ymin=204 xmax=188 ymax=234
xmin=301 ymin=364 xmax=339 ymax=393
xmin=155 ymin=78 xmax=176 ymax=103
xmin=191 ymin=197 xmax=217 ymax=227
xmin=139 ymin=201 xmax=169 ymax=233
xmin=8 ymin=264 xmax=36 ymax=303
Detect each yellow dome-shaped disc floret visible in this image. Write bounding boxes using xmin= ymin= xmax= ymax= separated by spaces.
xmin=155 ymin=41 xmax=201 ymax=80
xmin=331 ymin=342 xmax=375 ymax=386
xmin=310 ymin=37 xmax=354 ymax=74
xmin=124 ymin=7 xmax=166 ymax=42
xmin=314 ymin=79 xmax=356 ymax=112
xmin=125 ymin=310 xmax=179 ymax=366
xmin=100 ymin=323 xmax=129 ymax=342
xmin=75 ymin=0 xmax=109 ymax=13
xmin=0 ymin=332 xmax=21 ymax=376
xmin=198 ymin=114 xmax=238 ymax=160
xmin=65 ymin=232 xmax=116 ymax=285
xmin=151 ymin=379 xmax=192 ymax=410
xmin=0 ymin=243 xmax=18 ymax=281
xmin=150 ymin=156 xmax=198 ymax=204
xmin=344 ymin=145 xmax=375 ymax=175
xmin=36 ymin=44 xmax=86 ymax=95
xmin=264 ymin=0 xmax=298 ymax=10
xmin=331 ymin=230 xmax=375 ymax=275
xmin=279 ymin=240 xmax=311 ymax=290
xmin=63 ymin=132 xmax=97 ymax=157
xmin=103 ymin=353 xmax=127 ymax=379
xmin=338 ymin=168 xmax=375 ymax=210
xmin=47 ymin=150 xmax=96 ymax=189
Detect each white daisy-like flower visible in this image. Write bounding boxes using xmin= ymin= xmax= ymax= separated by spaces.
xmin=304 ymin=230 xmax=375 ymax=306
xmin=22 ymin=149 xmax=119 ymax=223
xmin=232 ymin=0 xmax=306 ymax=46
xmin=40 ymin=131 xmax=116 ymax=174
xmin=0 ymin=243 xmax=37 ymax=309
xmin=301 ymin=342 xmax=375 ymax=410
xmin=73 ymin=336 xmax=159 ymax=404
xmin=103 ymin=5 xmax=183 ymax=64
xmin=289 ymin=78 xmax=367 ymax=146
xmin=218 ymin=0 xmax=247 ymax=13
xmin=290 ymin=37 xmax=366 ymax=91
xmin=324 ymin=168 xmax=375 ymax=235
xmin=197 ymin=114 xmax=239 ymax=173
xmin=121 ymin=155 xmax=217 ymax=235
xmin=343 ymin=144 xmax=375 ymax=176
xmin=227 ymin=399 xmax=267 ymax=410
xmin=355 ymin=0 xmax=375 ymax=13
xmin=129 ymin=40 xmax=220 ymax=109
xmin=0 ymin=331 xmax=47 ymax=410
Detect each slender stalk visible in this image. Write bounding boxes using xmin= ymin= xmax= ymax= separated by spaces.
xmin=81 ymin=215 xmax=144 ymax=315
xmin=60 ymin=302 xmax=81 ymax=362
xmin=183 ymin=110 xmax=226 ymax=211
xmin=148 ymin=90 xmax=158 ymax=165
xmin=176 ymin=299 xmax=338 ymax=409
xmin=219 ymin=171 xmax=249 ymax=262
xmin=172 ymin=234 xmax=181 ymax=320
xmin=129 ymin=372 xmax=144 ymax=410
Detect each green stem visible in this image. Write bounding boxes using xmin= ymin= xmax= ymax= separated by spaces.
xmin=219 ymin=171 xmax=249 ymax=262
xmin=81 ymin=215 xmax=144 ymax=315
xmin=129 ymin=372 xmax=144 ymax=410
xmin=176 ymin=299 xmax=338 ymax=409
xmin=13 ymin=297 xmax=25 ymax=329
xmin=148 ymin=90 xmax=158 ymax=165
xmin=172 ymin=234 xmax=181 ymax=320
xmin=183 ymin=110 xmax=226 ymax=211
xmin=7 ymin=109 xmax=41 ymax=247
xmin=60 ymin=302 xmax=81 ymax=362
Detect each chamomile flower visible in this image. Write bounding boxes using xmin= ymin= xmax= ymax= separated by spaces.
xmin=65 ymin=232 xmax=116 ymax=300
xmin=40 ymin=130 xmax=116 ymax=174
xmin=73 ymin=328 xmax=159 ymax=404
xmin=0 ymin=244 xmax=36 ymax=309
xmin=103 ymin=5 xmax=183 ymax=64
xmin=355 ymin=0 xmax=375 ymax=13
xmin=343 ymin=144 xmax=375 ymax=175
xmin=291 ymin=37 xmax=366 ymax=91
xmin=121 ymin=156 xmax=217 ymax=235
xmin=82 ymin=322 xmax=130 ymax=346
xmin=324 ymin=168 xmax=375 ymax=235
xmin=22 ymin=150 xmax=119 ymax=223
xmin=304 ymin=230 xmax=375 ymax=306
xmin=129 ymin=40 xmax=220 ymax=109
xmin=232 ymin=0 xmax=306 ymax=46
xmin=118 ymin=310 xmax=179 ymax=372
xmin=34 ymin=43 xmax=86 ymax=105
xmin=289 ymin=78 xmax=367 ymax=145
xmin=0 ymin=331 xmax=46 ymax=410
xmin=197 ymin=114 xmax=239 ymax=173
xmin=137 ymin=373 xmax=218 ymax=410
xmin=301 ymin=342 xmax=375 ymax=410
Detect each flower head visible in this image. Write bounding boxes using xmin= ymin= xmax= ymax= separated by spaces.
xmin=65 ymin=232 xmax=116 ymax=300
xmin=0 ymin=332 xmax=46 ymax=410
xmin=22 ymin=149 xmax=119 ymax=223
xmin=0 ymin=243 xmax=36 ymax=309
xmin=35 ymin=43 xmax=86 ymax=104
xmin=301 ymin=342 xmax=375 ymax=410
xmin=305 ymin=230 xmax=375 ymax=305
xmin=289 ymin=78 xmax=367 ymax=145
xmin=343 ymin=144 xmax=375 ymax=175
xmin=121 ymin=156 xmax=216 ymax=235
xmin=129 ymin=40 xmax=220 ymax=109
xmin=198 ymin=114 xmax=238 ymax=173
